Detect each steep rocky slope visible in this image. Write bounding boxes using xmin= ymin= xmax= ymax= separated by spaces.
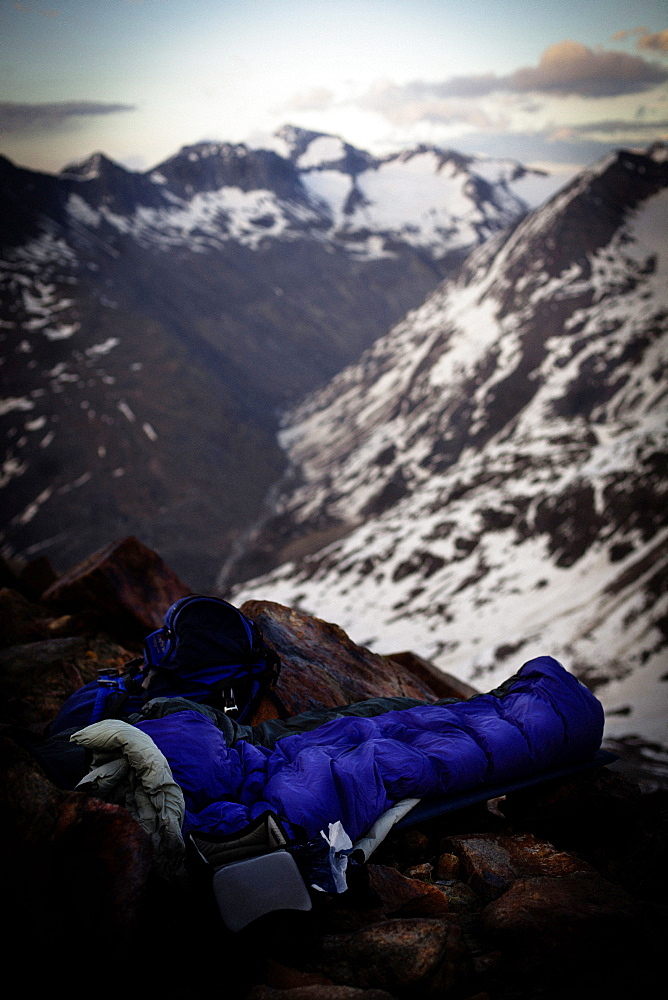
xmin=0 ymin=128 xmax=553 ymax=587
xmin=230 ymin=145 xmax=668 ymax=751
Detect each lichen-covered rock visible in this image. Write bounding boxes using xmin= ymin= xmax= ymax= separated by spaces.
xmin=0 ymin=732 xmax=152 ymax=961
xmin=480 ymin=872 xmax=648 ymax=986
xmin=444 ymin=831 xmax=593 ymax=901
xmin=433 ymin=880 xmax=480 ymax=914
xmin=311 ymin=917 xmax=471 ymax=997
xmin=329 ymin=864 xmax=452 ymax=934
xmin=435 ymin=852 xmax=460 ymax=880
xmin=0 ymin=587 xmax=54 ymax=649
xmin=386 ymin=650 xmax=478 ymax=700
xmin=403 ymin=862 xmax=433 ymax=882
xmin=247 ymin=986 xmax=396 ymax=1000
xmin=0 ymin=635 xmax=132 ymax=731
xmin=240 ymin=600 xmax=438 ymax=714
xmin=42 ymin=535 xmax=191 ymax=642
xmin=500 ymin=765 xmax=668 ymax=901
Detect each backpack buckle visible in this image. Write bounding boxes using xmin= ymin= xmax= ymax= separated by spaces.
xmin=222 ymin=686 xmax=238 ymax=716
xmin=97 ymin=668 xmax=121 ymax=687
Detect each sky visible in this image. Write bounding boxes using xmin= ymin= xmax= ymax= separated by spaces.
xmin=0 ymin=0 xmax=667 ymax=177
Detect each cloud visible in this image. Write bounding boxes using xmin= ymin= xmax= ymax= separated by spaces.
xmin=612 ymin=26 xmax=668 ymax=53
xmin=549 ymin=119 xmax=668 ymax=141
xmin=508 ymin=40 xmax=668 ymax=96
xmin=360 ymin=81 xmax=498 ymax=130
xmin=0 ymin=101 xmax=136 ymax=135
xmin=637 ymin=29 xmax=668 ymax=53
xmin=284 ymin=87 xmax=335 ymax=112
xmin=611 ymin=27 xmax=648 ymax=42
xmin=364 ymin=41 xmax=668 ymax=116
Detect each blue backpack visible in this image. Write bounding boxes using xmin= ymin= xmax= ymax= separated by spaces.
xmin=50 ymin=595 xmax=282 ymax=735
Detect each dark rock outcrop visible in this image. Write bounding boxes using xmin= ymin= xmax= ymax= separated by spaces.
xmin=0 ymin=537 xmax=665 ymax=998
xmin=240 ymin=600 xmax=438 ymax=715
xmin=42 ymin=535 xmax=191 ymax=641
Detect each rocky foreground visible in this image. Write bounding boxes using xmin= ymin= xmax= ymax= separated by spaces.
xmin=1 ymin=536 xmax=665 ymax=998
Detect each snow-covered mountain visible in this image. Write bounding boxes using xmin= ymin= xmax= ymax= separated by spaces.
xmin=1 ymin=128 xmax=553 ymax=587
xmin=230 ymin=144 xmax=668 ymax=752
xmin=56 ymin=126 xmax=554 ymax=260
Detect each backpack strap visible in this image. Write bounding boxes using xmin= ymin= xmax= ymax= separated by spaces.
xmin=89 ymin=658 xmax=145 ymax=723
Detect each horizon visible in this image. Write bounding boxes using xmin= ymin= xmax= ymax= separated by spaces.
xmin=1 ymin=0 xmax=667 ymax=179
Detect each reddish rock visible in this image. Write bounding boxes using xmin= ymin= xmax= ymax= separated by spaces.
xmin=500 ymin=765 xmax=668 ymax=901
xmin=248 ymin=987 xmax=396 ymax=1000
xmin=433 ymin=880 xmax=480 ymax=914
xmin=42 ymin=535 xmax=191 ymax=642
xmin=403 ymin=862 xmax=433 ymax=882
xmin=480 ymin=872 xmax=647 ymax=985
xmin=0 ymin=635 xmax=132 ymax=732
xmin=0 ymin=587 xmax=116 ymax=651
xmin=264 ymin=960 xmax=333 ymax=989
xmin=445 ymin=831 xmax=593 ymax=901
xmin=18 ymin=555 xmax=58 ymax=599
xmin=0 ymin=588 xmax=53 ymax=649
xmin=240 ymin=601 xmax=438 ymax=714
xmin=0 ymin=732 xmax=152 ymax=962
xmin=435 ymin=852 xmax=461 ymax=880
xmin=320 ymin=864 xmax=450 ymax=934
xmin=386 ymin=650 xmax=479 ymax=701
xmin=366 ymin=864 xmax=449 ymax=918
xmin=312 ymin=917 xmax=470 ymax=997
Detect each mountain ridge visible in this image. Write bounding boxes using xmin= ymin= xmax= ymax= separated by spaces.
xmin=228 ymin=144 xmax=668 ymax=750
xmin=1 ymin=128 xmax=552 ymax=586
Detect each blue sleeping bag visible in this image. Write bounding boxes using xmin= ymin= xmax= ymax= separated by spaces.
xmin=136 ymin=656 xmax=604 ymax=846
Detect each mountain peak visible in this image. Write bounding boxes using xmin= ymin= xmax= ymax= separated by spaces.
xmin=274 ymin=124 xmax=375 ymax=174
xmin=60 ymin=151 xmax=127 ymax=181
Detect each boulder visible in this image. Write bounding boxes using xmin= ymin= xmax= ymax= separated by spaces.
xmin=435 ymin=853 xmax=460 ymax=880
xmin=311 ymin=917 xmax=471 ymax=997
xmin=247 ymin=987 xmax=396 ymax=1000
xmin=444 ymin=831 xmax=593 ymax=901
xmin=432 ymin=880 xmax=480 ymax=914
xmin=18 ymin=555 xmax=58 ymax=599
xmin=386 ymin=650 xmax=479 ymax=700
xmin=500 ymin=766 xmax=668 ymax=901
xmin=0 ymin=588 xmax=53 ymax=649
xmin=0 ymin=635 xmax=132 ymax=732
xmin=480 ymin=872 xmax=649 ymax=987
xmin=322 ymin=864 xmax=451 ymax=933
xmin=240 ymin=601 xmax=438 ymax=714
xmin=0 ymin=731 xmax=152 ymax=965
xmin=42 ymin=535 xmax=191 ymax=644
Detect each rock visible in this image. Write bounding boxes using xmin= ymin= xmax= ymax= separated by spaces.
xmin=0 ymin=553 xmax=21 ymax=591
xmin=500 ymin=765 xmax=668 ymax=901
xmin=435 ymin=853 xmax=460 ymax=880
xmin=480 ymin=872 xmax=649 ymax=988
xmin=42 ymin=536 xmax=191 ymax=644
xmin=18 ymin=555 xmax=58 ymax=599
xmin=0 ymin=731 xmax=152 ymax=964
xmin=367 ymin=865 xmax=448 ymax=917
xmin=312 ymin=917 xmax=470 ymax=997
xmin=403 ymin=862 xmax=433 ymax=882
xmin=0 ymin=635 xmax=132 ymax=732
xmin=0 ymin=587 xmax=116 ymax=651
xmin=433 ymin=880 xmax=480 ymax=914
xmin=240 ymin=601 xmax=438 ymax=714
xmin=386 ymin=651 xmax=479 ymax=701
xmin=320 ymin=864 xmax=450 ymax=933
xmin=247 ymin=987 xmax=396 ymax=1000
xmin=0 ymin=588 xmax=53 ymax=648
xmin=263 ymin=960 xmax=333 ymax=990
xmin=444 ymin=832 xmax=593 ymax=901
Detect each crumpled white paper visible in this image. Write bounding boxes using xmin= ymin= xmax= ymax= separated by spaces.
xmin=312 ymin=819 xmax=353 ymax=893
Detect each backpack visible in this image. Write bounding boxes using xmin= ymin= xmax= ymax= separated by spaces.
xmin=50 ymin=594 xmax=281 ymax=735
